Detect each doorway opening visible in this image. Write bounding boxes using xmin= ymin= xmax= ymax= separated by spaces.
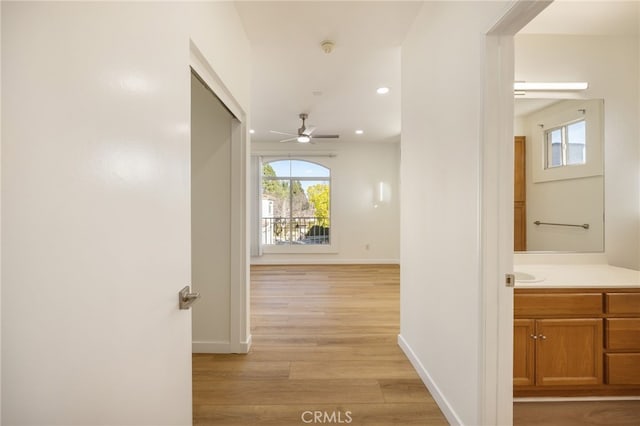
xmin=190 ymin=69 xmax=235 ymax=352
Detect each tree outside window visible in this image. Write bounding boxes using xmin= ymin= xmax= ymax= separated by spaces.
xmin=261 ymin=160 xmax=330 ymax=245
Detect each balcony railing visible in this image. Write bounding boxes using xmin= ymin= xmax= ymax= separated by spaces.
xmin=261 ymin=216 xmax=330 ymax=245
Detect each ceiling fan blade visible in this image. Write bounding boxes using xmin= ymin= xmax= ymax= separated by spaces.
xmin=279 ymin=137 xmax=297 ymax=143
xmin=303 ymin=126 xmax=317 ymax=136
xmin=311 ymin=134 xmax=340 ymax=139
xmin=270 ymin=130 xmax=297 ymax=136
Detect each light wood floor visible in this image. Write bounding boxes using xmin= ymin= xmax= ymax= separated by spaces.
xmin=193 ymin=264 xmax=448 ymax=425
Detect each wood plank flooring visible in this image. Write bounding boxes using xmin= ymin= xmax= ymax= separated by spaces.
xmin=193 ymin=264 xmax=448 ymax=425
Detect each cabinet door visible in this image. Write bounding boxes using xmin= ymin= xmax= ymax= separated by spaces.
xmin=536 ymin=319 xmax=603 ymax=386
xmin=514 ymin=319 xmax=535 ymax=386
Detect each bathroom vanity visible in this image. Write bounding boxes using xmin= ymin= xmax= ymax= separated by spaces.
xmin=513 ymin=262 xmax=640 ymax=397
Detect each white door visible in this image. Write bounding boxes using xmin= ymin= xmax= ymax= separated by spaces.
xmin=2 ymin=3 xmax=194 ymax=424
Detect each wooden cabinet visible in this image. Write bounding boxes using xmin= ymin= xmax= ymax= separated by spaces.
xmin=513 ymin=317 xmax=602 ymax=388
xmin=515 ymin=288 xmax=640 ymax=397
xmin=606 ymin=354 xmax=640 ymax=384
xmin=606 ymin=293 xmax=640 ymax=315
xmin=604 ymin=293 xmax=640 ymax=385
xmin=514 ymin=136 xmax=526 ymax=251
xmin=605 ymin=318 xmax=640 ymax=351
xmin=514 ymin=319 xmax=535 ymax=386
xmin=536 ymin=319 xmax=603 ymax=386
xmin=515 ymin=293 xmax=602 ymax=317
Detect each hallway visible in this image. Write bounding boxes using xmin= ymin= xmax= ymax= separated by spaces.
xmin=193 ymin=264 xmax=448 ymax=425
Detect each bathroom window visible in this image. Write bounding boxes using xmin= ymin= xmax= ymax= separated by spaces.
xmin=545 ymin=119 xmax=586 ymax=169
xmin=261 ymin=159 xmax=331 ymax=248
xmin=529 ymin=99 xmax=602 ymax=184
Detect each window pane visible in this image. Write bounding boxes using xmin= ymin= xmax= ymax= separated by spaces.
xmin=290 ymin=160 xmax=330 ymax=178
xmin=566 ymin=120 xmax=586 ymax=165
xmin=298 ymin=180 xmax=330 ymax=245
xmin=546 ymin=128 xmax=563 ymax=168
xmin=261 ymin=179 xmax=290 ymax=245
xmin=261 ymin=160 xmax=331 ymax=246
xmin=264 ymin=160 xmax=291 ymax=177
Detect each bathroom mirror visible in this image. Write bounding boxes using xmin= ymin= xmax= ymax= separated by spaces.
xmin=514 ymin=98 xmax=604 ymax=253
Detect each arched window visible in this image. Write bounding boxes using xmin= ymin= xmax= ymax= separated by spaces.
xmin=261 ymin=159 xmax=330 ymax=246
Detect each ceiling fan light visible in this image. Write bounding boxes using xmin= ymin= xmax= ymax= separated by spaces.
xmin=297 ymin=135 xmax=311 ymax=143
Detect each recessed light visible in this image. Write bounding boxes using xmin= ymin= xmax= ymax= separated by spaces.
xmin=355 ymin=130 xmax=364 ymax=135
xmin=249 ymin=129 xmax=255 ymax=134
xmin=376 ymin=87 xmax=390 ymax=95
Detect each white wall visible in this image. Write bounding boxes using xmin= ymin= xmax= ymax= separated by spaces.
xmin=251 ymin=141 xmax=400 ymax=264
xmin=1 ymin=2 xmax=250 ymax=424
xmin=191 ymin=74 xmax=234 ymax=352
xmin=400 ymin=2 xmax=511 ymax=425
xmin=515 ymin=34 xmax=640 ymax=269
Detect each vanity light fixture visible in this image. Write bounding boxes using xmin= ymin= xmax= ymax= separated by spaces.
xmin=376 ymin=87 xmax=390 ymax=95
xmin=249 ymin=129 xmax=255 ymax=134
xmin=297 ymin=135 xmax=311 ymax=143
xmin=355 ymin=129 xmax=364 ymax=135
xmin=514 ymin=82 xmax=589 ymax=91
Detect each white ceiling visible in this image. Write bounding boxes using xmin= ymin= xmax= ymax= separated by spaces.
xmin=520 ymin=1 xmax=638 ymax=36
xmin=236 ymin=1 xmax=422 ymax=144
xmin=515 ymin=1 xmax=638 ymax=118
xmin=237 ymin=1 xmax=637 ymax=145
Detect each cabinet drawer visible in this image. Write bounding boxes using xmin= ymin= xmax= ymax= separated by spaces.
xmin=606 ymin=353 xmax=640 ymax=385
xmin=514 ymin=293 xmax=602 ymax=317
xmin=606 ymin=293 xmax=640 ymax=315
xmin=606 ymin=319 xmax=640 ymax=350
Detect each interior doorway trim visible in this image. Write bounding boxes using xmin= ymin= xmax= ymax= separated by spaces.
xmin=481 ymin=1 xmax=551 ymax=425
xmin=190 ymin=40 xmax=251 ymax=353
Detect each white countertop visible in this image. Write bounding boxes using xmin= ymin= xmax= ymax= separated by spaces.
xmin=514 ymin=263 xmax=640 ymax=289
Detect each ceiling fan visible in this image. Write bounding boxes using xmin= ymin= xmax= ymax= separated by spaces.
xmin=270 ymin=113 xmax=340 ymax=143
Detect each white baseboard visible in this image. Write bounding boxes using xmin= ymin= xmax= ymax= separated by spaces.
xmin=192 ymin=341 xmax=231 ymax=353
xmin=251 ymin=257 xmax=400 ymax=265
xmin=398 ymin=334 xmax=463 ymax=426
xmin=241 ymin=334 xmax=252 ymax=353
xmin=193 ymin=337 xmax=252 ymax=354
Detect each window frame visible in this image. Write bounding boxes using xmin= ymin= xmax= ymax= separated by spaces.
xmin=531 ymin=99 xmax=603 ymax=184
xmin=259 ymin=157 xmax=338 ymax=254
xmin=544 ymin=117 xmax=586 ymax=169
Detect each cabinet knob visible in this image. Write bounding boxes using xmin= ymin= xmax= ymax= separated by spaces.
xmin=530 ymin=334 xmax=538 ymax=340
xmin=538 ymin=334 xmax=546 ymax=340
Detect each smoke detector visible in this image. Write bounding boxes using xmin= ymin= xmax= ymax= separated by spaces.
xmin=321 ymin=40 xmax=335 ymax=54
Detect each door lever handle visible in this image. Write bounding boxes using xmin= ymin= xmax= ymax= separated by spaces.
xmin=179 ymin=286 xmax=200 ymax=310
